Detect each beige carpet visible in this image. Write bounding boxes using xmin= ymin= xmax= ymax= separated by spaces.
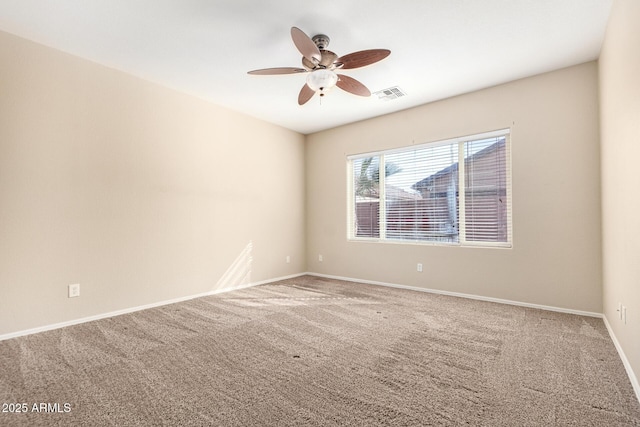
xmin=1 ymin=275 xmax=639 ymax=426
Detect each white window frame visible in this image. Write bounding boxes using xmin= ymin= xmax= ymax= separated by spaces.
xmin=347 ymin=129 xmax=512 ymax=248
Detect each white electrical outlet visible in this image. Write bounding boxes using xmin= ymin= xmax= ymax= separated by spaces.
xmin=286 ymin=255 xmax=290 ymax=263
xmin=319 ymin=254 xmax=323 ymax=262
xmin=68 ymin=284 xmax=80 ymax=298
xmin=417 ymin=263 xmax=423 ymax=272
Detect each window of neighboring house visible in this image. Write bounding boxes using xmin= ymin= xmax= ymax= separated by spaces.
xmin=347 ymin=129 xmax=512 ymax=247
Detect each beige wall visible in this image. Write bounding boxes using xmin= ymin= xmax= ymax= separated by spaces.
xmin=599 ymin=0 xmax=640 ymax=393
xmin=0 ymin=31 xmax=306 ymax=335
xmin=306 ymin=62 xmax=602 ymax=313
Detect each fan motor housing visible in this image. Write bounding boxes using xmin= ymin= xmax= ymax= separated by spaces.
xmin=302 ymin=49 xmax=338 ymax=70
xmin=312 ymin=34 xmax=330 ymax=49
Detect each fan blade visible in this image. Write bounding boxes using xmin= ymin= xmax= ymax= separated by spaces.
xmin=291 ymin=27 xmax=321 ymax=64
xmin=298 ymin=84 xmax=315 ymax=105
xmin=336 ymin=74 xmax=371 ymax=97
xmin=336 ymin=49 xmax=390 ymax=69
xmin=247 ymin=67 xmax=307 ymax=75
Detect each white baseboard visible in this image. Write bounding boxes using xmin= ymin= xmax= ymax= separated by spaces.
xmin=0 ymin=272 xmax=306 ymax=342
xmin=306 ymin=272 xmax=602 ymax=318
xmin=603 ymin=315 xmax=640 ymax=403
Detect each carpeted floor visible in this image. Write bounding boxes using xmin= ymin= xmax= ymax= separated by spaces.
xmin=1 ymin=275 xmax=639 ymax=426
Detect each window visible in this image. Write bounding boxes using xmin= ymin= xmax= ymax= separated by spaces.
xmin=348 ymin=129 xmax=511 ymax=247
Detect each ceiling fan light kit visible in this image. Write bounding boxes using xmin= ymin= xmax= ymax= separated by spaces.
xmin=248 ymin=27 xmax=390 ymax=105
xmin=306 ymin=69 xmax=338 ymax=96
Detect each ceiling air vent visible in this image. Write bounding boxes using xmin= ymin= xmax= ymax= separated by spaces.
xmin=373 ymin=86 xmax=406 ymax=101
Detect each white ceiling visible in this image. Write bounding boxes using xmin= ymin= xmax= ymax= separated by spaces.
xmin=0 ymin=0 xmax=612 ymax=134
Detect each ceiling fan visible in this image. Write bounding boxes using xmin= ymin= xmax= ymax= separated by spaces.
xmin=248 ymin=27 xmax=390 ymax=105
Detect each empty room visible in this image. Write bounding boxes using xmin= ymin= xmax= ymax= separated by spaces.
xmin=1 ymin=0 xmax=639 ymax=425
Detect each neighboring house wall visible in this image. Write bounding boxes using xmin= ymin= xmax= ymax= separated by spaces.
xmin=0 ymin=30 xmax=306 ymax=336
xmin=599 ymin=0 xmax=640 ymax=398
xmin=411 ymin=139 xmax=508 ymax=242
xmin=306 ymin=61 xmax=602 ymax=313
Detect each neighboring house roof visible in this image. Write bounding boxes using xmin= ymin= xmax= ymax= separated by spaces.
xmin=385 ymin=184 xmax=422 ymax=200
xmin=355 ymin=184 xmax=421 ymax=201
xmin=411 ymin=138 xmax=505 ymax=192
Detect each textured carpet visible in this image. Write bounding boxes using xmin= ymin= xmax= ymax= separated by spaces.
xmin=1 ymin=275 xmax=639 ymax=426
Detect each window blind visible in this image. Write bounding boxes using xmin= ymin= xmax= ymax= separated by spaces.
xmin=463 ymin=137 xmax=510 ymax=244
xmin=385 ymin=144 xmax=459 ymax=243
xmin=352 ymin=157 xmax=381 ymax=238
xmin=348 ymin=129 xmax=511 ymax=248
